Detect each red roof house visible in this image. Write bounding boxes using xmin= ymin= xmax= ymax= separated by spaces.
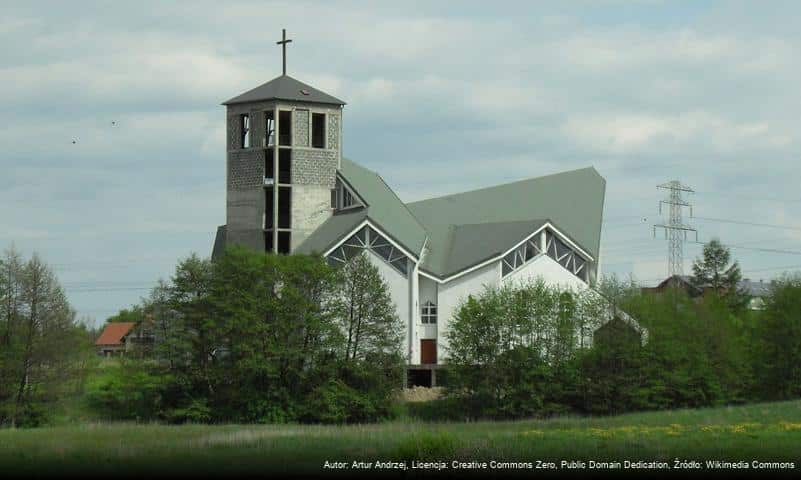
xmin=95 ymin=322 xmax=137 ymax=356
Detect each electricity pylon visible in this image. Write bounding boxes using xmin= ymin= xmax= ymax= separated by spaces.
xmin=653 ymin=180 xmax=697 ymax=277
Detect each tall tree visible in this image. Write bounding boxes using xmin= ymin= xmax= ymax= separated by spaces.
xmin=754 ymin=275 xmax=801 ymax=400
xmin=332 ymin=253 xmax=402 ymax=362
xmin=165 ymin=254 xmax=215 ymax=396
xmin=0 ymin=248 xmax=85 ymax=427
xmin=691 ymin=238 xmax=747 ymax=309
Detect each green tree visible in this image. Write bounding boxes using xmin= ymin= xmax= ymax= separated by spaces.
xmin=445 ymin=280 xmax=598 ymax=419
xmin=691 ymin=238 xmax=748 ymax=309
xmin=333 ymin=253 xmax=402 ymax=363
xmin=105 ymin=305 xmax=146 ymax=324
xmin=0 ymin=247 xmax=90 ymax=427
xmin=90 ymin=247 xmax=407 ymax=424
xmin=207 ymin=246 xmax=343 ymax=422
xmin=753 ymin=275 xmax=801 ymax=400
xmin=318 ymin=253 xmax=405 ymax=423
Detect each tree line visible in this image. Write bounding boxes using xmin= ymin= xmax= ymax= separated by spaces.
xmin=87 ymin=246 xmax=404 ymax=424
xmin=4 ymin=239 xmax=801 ymax=427
xmin=427 ymin=240 xmax=801 ymax=420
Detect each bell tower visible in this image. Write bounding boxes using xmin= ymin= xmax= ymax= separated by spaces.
xmin=221 ymin=29 xmax=345 ymax=254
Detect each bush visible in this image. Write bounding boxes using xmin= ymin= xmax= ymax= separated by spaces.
xmin=85 ymin=360 xmax=173 ymax=421
xmin=403 ymin=397 xmax=468 ymax=422
xmin=163 ymin=399 xmax=212 ymax=424
xmin=301 ymin=380 xmax=372 ymax=424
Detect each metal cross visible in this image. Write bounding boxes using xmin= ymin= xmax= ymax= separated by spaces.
xmin=276 ymin=28 xmax=292 ymax=76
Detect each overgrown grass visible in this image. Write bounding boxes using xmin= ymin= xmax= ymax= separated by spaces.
xmin=2 ymin=400 xmax=801 ymax=476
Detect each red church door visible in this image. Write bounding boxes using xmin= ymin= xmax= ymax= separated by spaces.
xmin=421 ymin=340 xmax=437 ymax=364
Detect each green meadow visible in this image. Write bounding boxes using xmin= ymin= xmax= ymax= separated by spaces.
xmin=2 ymin=400 xmax=800 ymax=477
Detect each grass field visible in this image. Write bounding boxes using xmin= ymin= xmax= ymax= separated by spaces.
xmin=1 ymin=400 xmax=800 ymax=477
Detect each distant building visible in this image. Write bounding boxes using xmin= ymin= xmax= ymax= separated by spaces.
xmin=739 ymin=279 xmax=770 ymax=310
xmin=642 ymin=275 xmax=769 ymax=310
xmin=95 ymin=320 xmax=154 ymax=357
xmin=641 ymin=275 xmax=702 ymax=298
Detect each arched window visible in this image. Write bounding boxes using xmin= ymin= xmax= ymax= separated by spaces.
xmin=421 ymin=301 xmax=437 ymax=324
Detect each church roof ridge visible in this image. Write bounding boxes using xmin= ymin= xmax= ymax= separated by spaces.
xmin=222 ymin=74 xmax=346 ymax=106
xmin=407 ymin=166 xmax=601 ymax=207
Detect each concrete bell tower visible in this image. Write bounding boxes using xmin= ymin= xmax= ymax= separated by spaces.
xmin=221 ymin=30 xmax=345 ymax=254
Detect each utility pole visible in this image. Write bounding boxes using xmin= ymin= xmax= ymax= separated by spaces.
xmin=653 ymin=180 xmax=697 ymax=277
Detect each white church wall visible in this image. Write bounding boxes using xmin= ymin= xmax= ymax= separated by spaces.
xmin=436 ymin=261 xmax=500 ymax=364
xmin=409 ymin=275 xmax=439 ymax=364
xmin=418 ymin=277 xmax=438 ymax=330
xmin=503 ymin=253 xmax=589 ymax=291
xmin=364 ymin=250 xmax=411 ymax=350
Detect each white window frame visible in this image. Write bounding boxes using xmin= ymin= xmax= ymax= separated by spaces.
xmin=241 ymin=114 xmax=250 ymax=148
xmin=421 ymin=301 xmax=437 ymax=324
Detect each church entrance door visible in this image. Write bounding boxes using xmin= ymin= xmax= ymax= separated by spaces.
xmin=421 ymin=339 xmax=437 ymax=364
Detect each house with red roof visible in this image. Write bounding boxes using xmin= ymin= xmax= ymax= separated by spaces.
xmin=95 ymin=320 xmax=154 ymax=357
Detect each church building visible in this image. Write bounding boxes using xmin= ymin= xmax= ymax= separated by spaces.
xmin=212 ymin=32 xmax=620 ymax=386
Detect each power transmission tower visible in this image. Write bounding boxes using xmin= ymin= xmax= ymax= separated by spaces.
xmin=653 ymin=180 xmax=697 ymax=277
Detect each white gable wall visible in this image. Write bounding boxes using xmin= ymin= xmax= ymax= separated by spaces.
xmin=434 ymin=261 xmax=500 ymax=364
xmin=363 ymin=249 xmax=411 ymax=351
xmin=502 ymin=254 xmax=588 ymax=291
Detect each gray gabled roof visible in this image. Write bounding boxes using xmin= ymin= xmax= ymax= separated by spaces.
xmin=440 ymin=220 xmax=547 ymax=278
xmin=294 ymin=209 xmax=367 ymax=256
xmin=222 ymin=74 xmax=346 ymax=106
xmin=408 ymin=167 xmax=605 ymax=277
xmin=297 ymin=162 xmax=605 ymax=278
xmin=295 ymin=158 xmax=429 ymax=258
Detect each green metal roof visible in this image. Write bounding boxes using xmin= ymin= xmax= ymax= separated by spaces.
xmin=295 ymin=162 xmax=604 ymax=279
xmin=295 ymin=158 xmax=429 ymax=257
xmin=440 ymin=220 xmax=547 ymax=277
xmin=222 ymin=74 xmax=346 ymax=106
xmin=294 ymin=209 xmax=367 ymax=256
xmin=407 ymin=167 xmax=605 ymax=277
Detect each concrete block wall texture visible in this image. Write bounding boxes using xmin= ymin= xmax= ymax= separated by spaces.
xmin=227 ymin=113 xmax=243 ymax=151
xmin=224 ymin=101 xmax=342 ymax=254
xmin=327 ymin=113 xmax=339 ymax=150
xmin=292 ymin=149 xmax=337 ymax=187
xmin=293 ymin=108 xmax=309 ymax=147
xmin=291 ymin=185 xmax=333 ymax=249
xmin=227 ymin=101 xmax=277 ymax=149
xmin=227 ymin=150 xmax=265 ymax=190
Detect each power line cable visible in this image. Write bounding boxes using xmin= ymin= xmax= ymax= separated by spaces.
xmin=693 ymin=216 xmax=801 ymax=232
xmin=695 ymin=189 xmax=801 ymax=204
xmin=690 ymin=241 xmax=801 ymax=256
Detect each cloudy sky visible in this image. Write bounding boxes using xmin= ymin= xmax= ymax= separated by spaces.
xmin=2 ymin=1 xmax=800 ymax=326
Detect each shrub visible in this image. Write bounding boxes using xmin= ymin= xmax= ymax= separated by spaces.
xmin=163 ymin=399 xmax=212 ymax=424
xmin=85 ymin=360 xmax=174 ymax=421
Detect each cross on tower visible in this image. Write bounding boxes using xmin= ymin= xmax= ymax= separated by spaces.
xmin=276 ymin=28 xmax=292 ymax=76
